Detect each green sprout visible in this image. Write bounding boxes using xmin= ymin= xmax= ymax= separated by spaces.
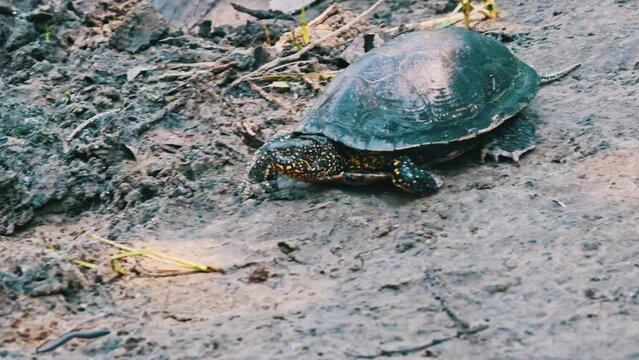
xmin=290 ymin=6 xmax=312 ymax=49
xmin=44 ymin=23 xmax=53 ymax=42
xmin=63 ymin=91 xmax=72 ymax=105
xmin=300 ymin=6 xmax=311 ymax=45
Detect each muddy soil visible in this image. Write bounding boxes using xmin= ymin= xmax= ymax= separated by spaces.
xmin=0 ymin=0 xmax=638 ymax=359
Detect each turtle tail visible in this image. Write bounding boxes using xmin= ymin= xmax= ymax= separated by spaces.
xmin=540 ymin=63 xmax=581 ymax=85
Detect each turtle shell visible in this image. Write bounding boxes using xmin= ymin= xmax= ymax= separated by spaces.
xmin=296 ymin=27 xmax=540 ymax=151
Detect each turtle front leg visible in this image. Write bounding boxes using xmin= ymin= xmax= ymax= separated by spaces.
xmin=482 ymin=115 xmax=536 ymax=165
xmin=392 ymin=156 xmax=443 ymax=195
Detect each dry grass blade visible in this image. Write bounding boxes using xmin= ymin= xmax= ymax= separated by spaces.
xmin=67 ymin=108 xmax=121 ymax=141
xmin=247 ymin=80 xmax=294 ymax=111
xmin=49 ymin=247 xmax=98 ymax=269
xmin=88 ymin=233 xmax=220 ymax=273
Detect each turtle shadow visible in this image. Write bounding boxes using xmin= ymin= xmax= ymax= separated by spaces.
xmin=299 ymin=180 xmax=433 ymax=206
xmin=329 ymin=182 xmax=419 ymax=205
xmin=268 ymin=177 xmax=419 ymax=205
xmin=433 ymin=149 xmax=483 ymax=175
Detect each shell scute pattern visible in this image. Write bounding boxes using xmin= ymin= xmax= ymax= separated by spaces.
xmin=297 ymin=27 xmax=540 ymax=151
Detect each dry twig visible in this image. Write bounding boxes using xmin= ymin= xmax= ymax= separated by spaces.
xmin=128 ymin=61 xmax=235 ymax=81
xmin=67 ymin=108 xmax=122 ymax=141
xmin=382 ymin=4 xmax=489 ymax=34
xmin=134 ymin=98 xmax=186 ymax=135
xmin=224 ymin=0 xmax=384 ymax=94
xmin=150 ymin=70 xmax=211 ymax=82
xmin=307 ymin=3 xmax=341 ymax=28
xmin=346 ymin=324 xmax=488 ymax=358
xmin=347 ymin=292 xmax=489 ymax=358
xmin=269 ymin=59 xmax=317 ymax=73
xmin=303 ymin=201 xmax=333 ymax=212
xmin=247 ymin=80 xmax=293 ymax=111
xmin=231 ymin=3 xmax=294 ymax=21
xmin=159 ymin=35 xmax=234 ymax=51
xmin=347 ymin=305 xmax=487 ymax=358
xmin=160 ymin=61 xmax=236 ymax=96
xmin=248 ymin=72 xmax=338 ymax=82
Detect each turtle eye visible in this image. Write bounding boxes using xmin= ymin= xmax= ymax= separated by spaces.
xmin=280 ymin=148 xmax=293 ymax=156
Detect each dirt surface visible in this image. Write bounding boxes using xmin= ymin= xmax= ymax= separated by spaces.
xmin=1 ymin=0 xmax=638 ymax=358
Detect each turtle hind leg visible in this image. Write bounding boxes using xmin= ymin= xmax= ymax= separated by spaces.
xmin=482 ymin=115 xmax=536 ymax=165
xmin=392 ymin=156 xmax=443 ymax=195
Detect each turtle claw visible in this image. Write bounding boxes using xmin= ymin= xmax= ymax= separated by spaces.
xmin=482 ymin=114 xmax=536 ymax=165
xmin=481 ymin=144 xmax=535 ymax=166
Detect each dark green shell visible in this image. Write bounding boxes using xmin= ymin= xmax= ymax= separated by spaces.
xmin=296 ymin=27 xmax=541 ymax=151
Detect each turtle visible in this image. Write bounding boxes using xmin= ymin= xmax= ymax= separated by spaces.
xmin=248 ymin=27 xmax=580 ymax=195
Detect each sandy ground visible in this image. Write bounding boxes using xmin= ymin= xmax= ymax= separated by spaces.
xmin=0 ymin=0 xmax=638 ymax=359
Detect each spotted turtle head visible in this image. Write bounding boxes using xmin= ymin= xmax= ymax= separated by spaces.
xmin=248 ymin=133 xmax=346 ymax=182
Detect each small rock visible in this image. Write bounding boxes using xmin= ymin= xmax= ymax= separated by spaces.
xmin=247 ymin=267 xmax=270 ymax=283
xmin=584 ymin=288 xmax=607 ymax=300
xmin=0 ymin=5 xmax=18 ymax=16
xmin=581 ymin=242 xmax=600 ymax=251
xmin=197 ymin=19 xmax=211 ymax=38
xmin=395 ymin=241 xmax=415 ymax=253
xmin=4 ymin=18 xmax=37 ymax=51
xmin=26 ymin=10 xmax=53 ymax=23
xmin=0 ymin=170 xmax=17 ymax=188
xmin=224 ymin=47 xmax=255 ymax=71
xmin=484 ymin=283 xmax=511 ymax=294
xmin=253 ymin=45 xmax=279 ymax=68
xmin=277 ymin=241 xmax=298 ymax=255
xmin=110 ymin=2 xmax=168 ymax=53
xmin=373 ymin=219 xmax=393 ymax=237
